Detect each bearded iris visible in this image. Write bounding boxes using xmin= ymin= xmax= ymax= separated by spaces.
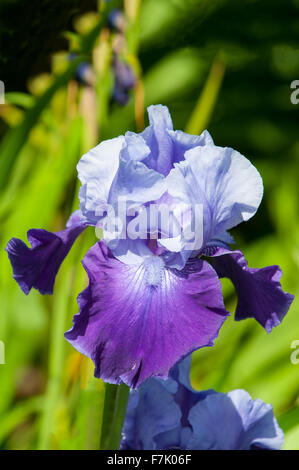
xmin=121 ymin=354 xmax=284 ymax=450
xmin=6 ymin=105 xmax=294 ymax=387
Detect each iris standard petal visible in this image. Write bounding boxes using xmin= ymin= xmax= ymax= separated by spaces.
xmin=141 ymin=105 xmax=174 ymax=176
xmin=126 ymin=106 xmax=214 ymax=175
xmin=164 ymin=144 xmax=263 ymax=262
xmin=122 ymin=132 xmax=151 ymax=162
xmin=5 ymin=211 xmax=87 ymax=295
xmin=184 ymin=144 xmax=264 ymax=234
xmin=107 ymin=158 xmax=166 ymax=206
xmin=167 ymin=128 xmax=214 ymax=164
xmin=65 ymin=242 xmax=228 ymax=388
xmin=187 ymin=389 xmax=284 ymax=450
xmin=210 ymin=248 xmax=294 ymax=332
xmin=77 ymin=136 xmax=125 ymax=222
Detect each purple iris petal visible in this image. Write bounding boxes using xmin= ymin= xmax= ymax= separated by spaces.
xmin=5 ymin=211 xmax=87 ymax=295
xmin=6 ymin=103 xmax=294 ymax=388
xmin=121 ymin=355 xmax=284 ymax=450
xmin=210 ymin=248 xmax=294 ymax=332
xmin=65 ymin=241 xmax=228 ymax=388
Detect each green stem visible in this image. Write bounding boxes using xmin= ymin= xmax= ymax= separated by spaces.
xmin=100 ymin=384 xmax=118 ymax=449
xmin=37 ymin=276 xmax=70 ymax=449
xmin=100 ymin=383 xmax=130 ymax=450
xmin=185 ymin=52 xmax=226 ymax=135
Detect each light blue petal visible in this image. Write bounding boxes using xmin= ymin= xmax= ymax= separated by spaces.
xmin=183 ymin=144 xmax=264 ymax=236
xmin=164 ymin=144 xmax=263 ymax=266
xmin=154 ymin=427 xmax=183 ymax=450
xmin=141 ymin=105 xmax=174 ymax=176
xmin=108 ymin=158 xmax=166 ymax=206
xmin=77 ymin=136 xmax=124 ymax=222
xmin=187 ymin=389 xmax=283 ymax=450
xmin=227 ymin=390 xmax=284 ymax=450
xmin=122 ymin=379 xmax=181 ymax=450
xmin=107 ymin=239 xmax=152 ymax=266
xmin=123 ymin=132 xmax=151 ymax=162
xmin=167 ymin=129 xmax=214 ymax=163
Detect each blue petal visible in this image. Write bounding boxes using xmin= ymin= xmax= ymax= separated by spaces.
xmin=162 ymin=144 xmax=263 ymax=266
xmin=183 ymin=144 xmax=264 ymax=236
xmin=108 ymin=158 xmax=165 ymax=206
xmin=140 ymin=105 xmax=174 ymax=176
xmin=121 ymin=380 xmax=181 ymax=450
xmin=167 ymin=128 xmax=214 ymax=163
xmin=187 ymin=389 xmax=284 ymax=450
xmin=77 ymin=136 xmax=125 ymax=224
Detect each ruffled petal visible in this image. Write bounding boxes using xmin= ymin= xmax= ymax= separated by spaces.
xmin=121 ymin=380 xmax=181 ymax=450
xmin=164 ymin=144 xmax=263 ymax=264
xmin=121 ymin=356 xmax=283 ymax=450
xmin=184 ymin=144 xmax=263 ymax=234
xmin=107 ymin=158 xmax=166 ymax=206
xmin=77 ymin=136 xmax=125 ymax=222
xmin=210 ymin=248 xmax=294 ymax=332
xmin=65 ymin=242 xmax=228 ymax=387
xmin=121 ymin=356 xmax=197 ymax=450
xmin=167 ymin=128 xmax=214 ymax=163
xmin=122 ymin=132 xmax=151 ymax=162
xmin=187 ymin=389 xmax=284 ymax=450
xmin=141 ymin=105 xmax=174 ymax=176
xmin=127 ymin=106 xmax=213 ymax=175
xmin=5 ymin=211 xmax=87 ymax=295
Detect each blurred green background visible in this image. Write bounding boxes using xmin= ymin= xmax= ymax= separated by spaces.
xmin=0 ymin=0 xmax=299 ymax=450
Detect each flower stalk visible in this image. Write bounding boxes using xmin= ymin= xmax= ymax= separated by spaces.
xmin=100 ymin=383 xmax=130 ymax=449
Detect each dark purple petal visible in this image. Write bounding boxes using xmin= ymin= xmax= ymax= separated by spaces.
xmin=65 ymin=242 xmax=229 ymax=388
xmin=5 ymin=211 xmax=87 ymax=295
xmin=210 ymin=248 xmax=294 ymax=333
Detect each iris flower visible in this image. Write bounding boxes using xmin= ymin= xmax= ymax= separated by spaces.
xmin=6 ymin=105 xmax=294 ymax=387
xmin=121 ymin=355 xmax=284 ymax=450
